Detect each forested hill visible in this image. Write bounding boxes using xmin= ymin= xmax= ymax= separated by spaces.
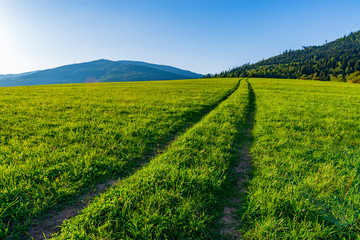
xmin=215 ymin=31 xmax=360 ymax=82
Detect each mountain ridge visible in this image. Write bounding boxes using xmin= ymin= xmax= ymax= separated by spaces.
xmin=0 ymin=59 xmax=202 ymax=87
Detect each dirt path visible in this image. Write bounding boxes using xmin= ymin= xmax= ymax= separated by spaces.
xmin=219 ymin=80 xmax=255 ymax=239
xmin=219 ymin=142 xmax=252 ymax=239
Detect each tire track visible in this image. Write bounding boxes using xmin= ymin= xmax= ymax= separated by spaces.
xmin=219 ymin=80 xmax=255 ymax=239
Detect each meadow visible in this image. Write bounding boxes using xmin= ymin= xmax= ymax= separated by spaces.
xmin=0 ymin=79 xmax=239 ymax=239
xmin=241 ymin=79 xmax=360 ymax=239
xmin=1 ymin=77 xmax=360 ymax=239
xmin=52 ymin=79 xmax=250 ymax=239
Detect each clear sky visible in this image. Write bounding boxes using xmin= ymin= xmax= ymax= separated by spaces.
xmin=1 ymin=0 xmax=360 ymax=75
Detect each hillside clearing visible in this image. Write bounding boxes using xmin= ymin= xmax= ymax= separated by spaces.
xmin=1 ymin=77 xmax=360 ymax=239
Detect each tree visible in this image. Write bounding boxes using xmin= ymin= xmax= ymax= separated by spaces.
xmin=346 ymin=71 xmax=360 ymax=83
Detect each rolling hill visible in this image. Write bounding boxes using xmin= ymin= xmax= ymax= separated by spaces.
xmin=216 ymin=30 xmax=360 ymax=82
xmin=0 ymin=59 xmax=202 ymax=87
xmin=0 ymin=71 xmax=38 ymax=81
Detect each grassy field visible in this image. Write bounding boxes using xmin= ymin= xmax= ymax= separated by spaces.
xmin=2 ymin=77 xmax=360 ymax=239
xmin=241 ymin=78 xmax=360 ymax=239
xmin=52 ymin=79 xmax=250 ymax=239
xmin=0 ymin=79 xmax=239 ymax=239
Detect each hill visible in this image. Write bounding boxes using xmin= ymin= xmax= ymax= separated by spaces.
xmin=0 ymin=60 xmax=201 ymax=87
xmin=0 ymin=71 xmax=38 ymax=80
xmin=216 ymin=31 xmax=360 ymax=82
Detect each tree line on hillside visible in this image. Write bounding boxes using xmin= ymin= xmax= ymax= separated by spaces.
xmin=206 ymin=31 xmax=360 ymax=83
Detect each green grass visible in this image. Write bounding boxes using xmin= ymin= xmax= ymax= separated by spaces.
xmin=0 ymin=78 xmax=239 ymax=239
xmin=51 ymin=80 xmax=251 ymax=239
xmin=241 ymin=78 xmax=360 ymax=239
xmin=3 ymin=77 xmax=360 ymax=239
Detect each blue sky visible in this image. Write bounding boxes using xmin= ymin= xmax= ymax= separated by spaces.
xmin=0 ymin=0 xmax=360 ymax=74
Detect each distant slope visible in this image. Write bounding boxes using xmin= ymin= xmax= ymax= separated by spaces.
xmin=217 ymin=30 xmax=360 ymax=81
xmin=0 ymin=60 xmax=201 ymax=87
xmin=0 ymin=71 xmax=38 ymax=80
xmin=100 ymin=64 xmax=190 ymax=82
xmin=116 ymin=60 xmax=201 ymax=79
